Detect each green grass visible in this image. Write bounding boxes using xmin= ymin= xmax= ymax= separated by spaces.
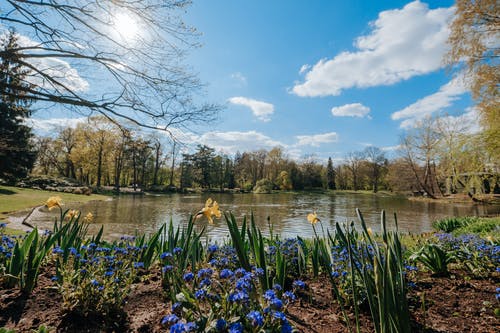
xmin=0 ymin=185 xmax=108 ymax=220
xmin=453 ymin=216 xmax=500 ymax=240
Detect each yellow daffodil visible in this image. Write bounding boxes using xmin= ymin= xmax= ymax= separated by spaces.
xmin=45 ymin=196 xmax=62 ymax=210
xmin=196 ymin=198 xmax=222 ymax=224
xmin=307 ymin=212 xmax=320 ymax=225
xmin=367 ymin=227 xmax=373 ymax=237
xmin=83 ymin=212 xmax=94 ymax=223
xmin=65 ymin=209 xmax=80 ymax=220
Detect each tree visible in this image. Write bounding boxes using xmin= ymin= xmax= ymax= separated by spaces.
xmin=0 ymin=1 xmax=219 ymax=130
xmin=345 ymin=151 xmax=363 ymax=191
xmin=326 ymin=157 xmax=336 ymax=190
xmin=446 ymin=0 xmax=500 ymax=161
xmin=0 ymin=32 xmax=36 ymax=182
xmin=363 ymin=146 xmax=386 ymax=193
xmin=401 ymin=117 xmax=443 ymax=198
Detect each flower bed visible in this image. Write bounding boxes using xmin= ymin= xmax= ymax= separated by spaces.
xmin=0 ymin=198 xmax=499 ymax=332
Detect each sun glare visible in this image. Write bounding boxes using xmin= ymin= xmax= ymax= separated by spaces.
xmin=113 ymin=12 xmax=139 ymax=40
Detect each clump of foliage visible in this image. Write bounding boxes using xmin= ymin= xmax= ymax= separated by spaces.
xmin=432 ymin=216 xmax=479 ymax=233
xmin=54 ymin=240 xmax=139 ymax=316
xmin=161 ymin=266 xmax=300 ymax=332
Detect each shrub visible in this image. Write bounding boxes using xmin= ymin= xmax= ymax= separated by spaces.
xmin=253 ymin=178 xmax=275 ymax=193
xmin=432 ymin=216 xmax=479 ymax=233
xmin=410 ymin=243 xmax=454 ymax=276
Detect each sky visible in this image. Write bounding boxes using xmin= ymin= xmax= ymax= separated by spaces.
xmin=23 ymin=0 xmax=477 ymax=163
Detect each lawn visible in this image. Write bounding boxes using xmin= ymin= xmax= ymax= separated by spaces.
xmin=0 ymin=185 xmax=108 ymax=221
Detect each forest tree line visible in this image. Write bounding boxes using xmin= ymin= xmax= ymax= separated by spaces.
xmin=30 ymin=115 xmax=499 ymax=197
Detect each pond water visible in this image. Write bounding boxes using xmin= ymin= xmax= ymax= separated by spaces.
xmin=23 ymin=192 xmax=500 ymax=241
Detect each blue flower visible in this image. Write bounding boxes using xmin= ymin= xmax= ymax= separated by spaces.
xmin=247 ymin=311 xmax=264 ymax=327
xmin=254 ymin=267 xmax=264 ymax=276
xmin=264 ymin=289 xmax=276 ymax=300
xmin=283 ymin=291 xmax=296 ymax=301
xmin=281 ymin=320 xmax=293 ymax=333
xmin=270 ymin=298 xmax=283 ymax=310
xmin=273 ymin=283 xmax=282 ymax=291
xmin=184 ymin=322 xmax=197 ymax=332
xmin=219 ymin=269 xmax=234 ymax=279
xmin=160 ymin=252 xmax=173 ymax=260
xmin=163 ymin=265 xmax=174 ymax=273
xmin=90 ymin=279 xmax=99 ymax=286
xmin=229 ymin=322 xmax=243 ymax=333
xmin=171 ymin=302 xmax=182 ymax=313
xmin=274 ymin=311 xmax=287 ymax=321
xmin=161 ymin=314 xmax=180 ymax=326
xmin=228 ymin=291 xmax=249 ymax=303
xmin=197 ymin=268 xmax=213 ymax=279
xmin=215 ymin=318 xmax=227 ymax=331
xmin=51 ymin=276 xmax=59 ymax=281
xmin=199 ymin=278 xmax=211 ymax=288
xmin=208 ymin=244 xmax=219 ymax=253
xmin=104 ymin=270 xmax=114 ymax=277
xmin=0 ymin=223 xmax=6 ymax=228
xmin=293 ymin=280 xmax=306 ymax=289
xmin=183 ymin=272 xmax=194 ymax=282
xmin=133 ymin=262 xmax=145 ymax=269
xmin=169 ymin=323 xmax=186 ymax=333
xmin=52 ymin=246 xmax=64 ymax=254
xmin=173 ymin=247 xmax=183 ymax=255
xmin=195 ymin=289 xmax=207 ymax=300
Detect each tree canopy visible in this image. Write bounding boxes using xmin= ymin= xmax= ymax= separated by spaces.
xmin=0 ymin=0 xmax=219 ymax=131
xmin=446 ymin=0 xmax=499 ymax=161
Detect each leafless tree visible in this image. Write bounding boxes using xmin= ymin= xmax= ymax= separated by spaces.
xmin=0 ymin=0 xmax=219 ymax=131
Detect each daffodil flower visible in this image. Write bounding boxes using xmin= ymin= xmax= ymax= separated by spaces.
xmin=45 ymin=196 xmax=62 ymax=210
xmin=65 ymin=209 xmax=80 ymax=220
xmin=307 ymin=212 xmax=320 ymax=225
xmin=196 ymin=198 xmax=222 ymax=224
xmin=84 ymin=212 xmax=94 ymax=223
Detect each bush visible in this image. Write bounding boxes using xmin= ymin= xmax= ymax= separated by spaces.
xmin=253 ymin=178 xmax=275 ymax=193
xmin=432 ymin=216 xmax=479 ymax=233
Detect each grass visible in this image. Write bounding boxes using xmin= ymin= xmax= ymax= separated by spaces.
xmin=0 ymin=185 xmax=108 ymax=221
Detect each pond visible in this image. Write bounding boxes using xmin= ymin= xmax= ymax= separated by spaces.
xmin=21 ymin=192 xmax=500 ymax=240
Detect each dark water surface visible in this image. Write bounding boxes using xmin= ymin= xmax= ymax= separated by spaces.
xmin=25 ymin=192 xmax=500 ymax=240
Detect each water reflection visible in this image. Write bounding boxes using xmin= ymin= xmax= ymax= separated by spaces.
xmin=28 ymin=193 xmax=500 ymax=240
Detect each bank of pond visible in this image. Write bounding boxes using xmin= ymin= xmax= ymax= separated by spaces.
xmin=0 ymin=198 xmax=499 ymax=332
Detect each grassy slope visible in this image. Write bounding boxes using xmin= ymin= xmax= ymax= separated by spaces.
xmin=0 ymin=185 xmax=108 ymax=221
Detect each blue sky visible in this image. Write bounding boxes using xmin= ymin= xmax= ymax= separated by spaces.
xmin=26 ymin=0 xmax=477 ymax=163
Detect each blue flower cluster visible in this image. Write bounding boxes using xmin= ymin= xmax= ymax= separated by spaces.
xmin=207 ymin=244 xmax=239 ymax=270
xmin=435 ymin=233 xmax=500 ymax=273
xmin=53 ymin=238 xmax=143 ymax=314
xmin=161 ymin=264 xmax=298 ymax=332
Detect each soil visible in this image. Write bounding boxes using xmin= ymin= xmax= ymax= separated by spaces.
xmin=1 ymin=270 xmax=499 ymax=332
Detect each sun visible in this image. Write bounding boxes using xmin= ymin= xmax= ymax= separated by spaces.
xmin=112 ymin=12 xmax=139 ymax=39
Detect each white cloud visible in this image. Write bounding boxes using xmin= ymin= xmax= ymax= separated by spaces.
xmin=381 ymin=145 xmax=402 ymax=152
xmin=295 ymin=132 xmax=339 ymax=147
xmin=299 ymin=64 xmax=310 ymax=74
xmin=228 ymin=97 xmax=274 ymax=122
xmin=392 ymin=75 xmax=468 ymax=128
xmin=436 ymin=107 xmax=481 ymax=134
xmin=197 ymin=131 xmax=285 ymax=154
xmin=27 ymin=117 xmax=88 ymax=133
xmin=292 ymin=1 xmax=453 ymax=97
xmin=230 ymin=72 xmax=247 ymax=85
xmin=331 ymin=103 xmax=371 ymax=118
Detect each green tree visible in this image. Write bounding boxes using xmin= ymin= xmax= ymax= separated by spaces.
xmin=326 ymin=157 xmax=336 ymax=190
xmin=446 ymin=0 xmax=499 ymax=162
xmin=0 ymin=32 xmax=36 ymax=182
